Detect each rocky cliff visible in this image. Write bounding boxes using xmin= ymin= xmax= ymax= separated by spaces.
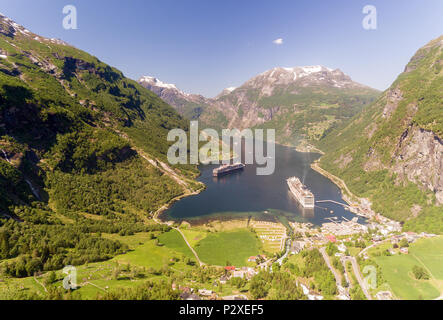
xmin=317 ymin=35 xmax=443 ymax=232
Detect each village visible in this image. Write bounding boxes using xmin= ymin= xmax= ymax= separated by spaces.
xmin=175 ymin=212 xmax=437 ymax=301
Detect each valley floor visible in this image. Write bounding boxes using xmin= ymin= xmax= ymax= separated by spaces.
xmin=367 ymin=236 xmax=443 ymax=300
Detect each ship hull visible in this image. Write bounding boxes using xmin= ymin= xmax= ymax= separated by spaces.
xmin=213 ymin=165 xmax=245 ymax=177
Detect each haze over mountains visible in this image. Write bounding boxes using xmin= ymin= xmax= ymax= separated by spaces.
xmin=139 ymin=66 xmax=380 ymax=147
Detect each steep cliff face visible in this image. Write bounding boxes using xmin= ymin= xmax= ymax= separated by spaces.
xmin=392 ymin=127 xmax=443 ymax=204
xmin=139 ymin=66 xmax=380 ymax=146
xmin=317 ymin=35 xmax=443 ymax=232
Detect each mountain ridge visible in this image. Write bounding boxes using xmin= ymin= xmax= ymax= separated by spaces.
xmin=139 ymin=65 xmax=380 ymax=146
xmin=0 ymin=13 xmax=201 ymax=276
xmin=316 ymin=34 xmax=443 ymax=233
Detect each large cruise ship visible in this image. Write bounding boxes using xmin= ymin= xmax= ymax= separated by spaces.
xmin=287 ymin=177 xmax=315 ymax=208
xmin=213 ymin=163 xmax=245 ymax=177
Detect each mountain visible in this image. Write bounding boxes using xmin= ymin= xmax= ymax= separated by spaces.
xmin=0 ymin=14 xmax=200 ymax=276
xmin=138 ymin=76 xmax=210 ymax=120
xmin=139 ymin=66 xmax=380 ymax=147
xmin=317 ymin=35 xmax=443 ymax=233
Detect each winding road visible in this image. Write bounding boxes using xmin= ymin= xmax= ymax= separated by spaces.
xmin=358 ymin=239 xmax=389 ymax=258
xmin=320 ymin=247 xmax=349 ymax=299
xmin=276 ymin=238 xmax=291 ymax=266
xmin=344 ymin=256 xmax=372 ymax=300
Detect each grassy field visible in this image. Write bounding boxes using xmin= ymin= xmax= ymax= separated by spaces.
xmin=111 ymin=232 xmax=196 ymax=268
xmin=158 ymin=230 xmax=196 ymax=259
xmin=373 ymin=236 xmax=443 ymax=300
xmin=180 ymin=228 xmax=208 ymax=247
xmin=194 ymin=229 xmax=261 ymax=267
xmin=0 ymin=230 xmax=200 ymax=299
xmin=0 ymin=225 xmax=260 ymax=299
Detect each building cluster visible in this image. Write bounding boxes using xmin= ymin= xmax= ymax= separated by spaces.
xmin=367 ymin=217 xmax=402 ymax=236
xmin=247 ymin=255 xmax=267 ymax=263
xmin=376 ymin=291 xmax=393 ymax=300
xmin=175 ymin=265 xmax=261 ymax=301
xmin=176 ymin=286 xmax=203 ymax=301
xmin=222 ymin=265 xmax=260 ymax=281
xmin=290 ymin=240 xmax=307 ymax=254
xmin=230 ymin=266 xmax=258 ymax=280
xmin=386 ymin=231 xmax=437 ymax=255
xmin=177 ymin=207 xmax=436 ymax=302
xmin=321 ymin=217 xmax=369 ymax=236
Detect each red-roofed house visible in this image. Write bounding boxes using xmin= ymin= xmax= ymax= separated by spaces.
xmin=326 ymin=235 xmax=337 ymax=243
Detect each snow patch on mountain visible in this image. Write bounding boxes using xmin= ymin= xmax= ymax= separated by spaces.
xmin=1 ymin=13 xmax=68 ymax=46
xmin=139 ymin=76 xmax=191 ymax=97
xmin=281 ymin=65 xmax=333 ymax=81
xmin=139 ymin=76 xmax=178 ymax=90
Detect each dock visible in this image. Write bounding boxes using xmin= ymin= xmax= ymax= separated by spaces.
xmin=316 ymin=200 xmax=352 ymax=209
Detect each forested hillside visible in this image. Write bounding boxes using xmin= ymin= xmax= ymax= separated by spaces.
xmin=0 ymin=14 xmax=199 ymax=277
xmin=316 ymin=35 xmax=443 ymax=233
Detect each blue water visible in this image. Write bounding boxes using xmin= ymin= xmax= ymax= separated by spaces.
xmin=163 ymin=142 xmax=364 ymax=226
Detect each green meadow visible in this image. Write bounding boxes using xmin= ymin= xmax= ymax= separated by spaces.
xmin=373 ymin=236 xmax=443 ymax=300
xmin=0 ymin=228 xmax=259 ymax=300
xmin=158 ymin=230 xmax=196 ymax=259
xmin=0 ymin=231 xmax=198 ymax=299
xmin=194 ymin=229 xmax=261 ymax=267
xmin=180 ymin=228 xmax=208 ymax=247
xmin=110 ymin=231 xmax=196 ymax=268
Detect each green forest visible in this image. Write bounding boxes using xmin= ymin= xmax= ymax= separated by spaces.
xmin=0 ymin=23 xmax=198 ymax=282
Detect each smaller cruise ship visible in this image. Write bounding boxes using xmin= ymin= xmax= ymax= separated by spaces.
xmin=213 ymin=163 xmax=245 ymax=177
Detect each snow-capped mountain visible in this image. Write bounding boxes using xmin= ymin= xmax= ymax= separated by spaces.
xmin=216 ymin=86 xmax=237 ymax=98
xmin=138 ymin=66 xmax=380 ymax=145
xmin=0 ymin=12 xmax=69 ymax=46
xmin=139 ymin=76 xmax=182 ymax=92
xmin=138 ymin=76 xmax=209 ymax=119
xmin=245 ymin=65 xmax=369 ymax=96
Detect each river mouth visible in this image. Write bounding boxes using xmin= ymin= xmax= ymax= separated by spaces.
xmin=161 ymin=142 xmax=366 ymax=227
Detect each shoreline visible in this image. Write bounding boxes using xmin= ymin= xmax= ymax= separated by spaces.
xmin=278 ymin=140 xmax=325 ymax=155
xmin=155 ymin=142 xmax=375 ymax=228
xmin=154 ymin=183 xmax=206 ymax=224
xmin=310 ymin=160 xmax=376 ymax=220
xmin=294 ymin=142 xmax=325 ymax=155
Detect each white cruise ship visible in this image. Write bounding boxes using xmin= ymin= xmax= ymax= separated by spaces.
xmin=287 ymin=177 xmax=315 ymax=208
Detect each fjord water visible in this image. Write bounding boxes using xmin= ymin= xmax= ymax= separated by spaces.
xmin=163 ymin=142 xmax=364 ymax=226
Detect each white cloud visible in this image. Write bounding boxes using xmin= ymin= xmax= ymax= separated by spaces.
xmin=273 ymin=38 xmax=283 ymax=45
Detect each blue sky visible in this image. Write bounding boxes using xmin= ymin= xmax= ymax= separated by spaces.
xmin=1 ymin=0 xmax=442 ymax=97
